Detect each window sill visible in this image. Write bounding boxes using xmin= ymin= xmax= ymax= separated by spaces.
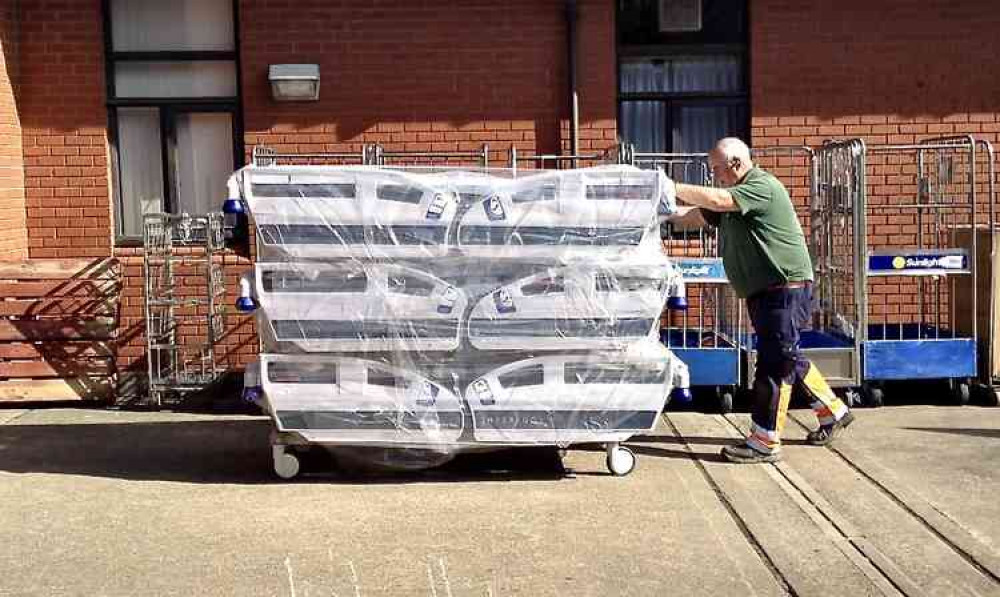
xmin=114 ymin=237 xmax=144 ymax=248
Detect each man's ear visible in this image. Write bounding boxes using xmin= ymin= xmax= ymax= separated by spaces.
xmin=730 ymin=157 xmax=741 ymax=169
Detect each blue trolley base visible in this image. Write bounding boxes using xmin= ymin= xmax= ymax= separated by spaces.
xmin=864 ymin=324 xmax=976 ymax=381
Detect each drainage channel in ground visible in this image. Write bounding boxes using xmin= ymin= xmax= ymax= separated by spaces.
xmin=663 ymin=411 xmax=1000 ymax=597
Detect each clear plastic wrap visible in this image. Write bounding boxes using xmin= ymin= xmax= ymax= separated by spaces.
xmin=230 ymin=165 xmax=690 ymax=473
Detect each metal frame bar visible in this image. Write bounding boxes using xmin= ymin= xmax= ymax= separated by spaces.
xmin=979 ymin=140 xmax=997 ymax=384
xmin=510 ymin=146 xmax=613 ymax=173
xmin=250 ymin=146 xmax=367 ymax=167
xmin=372 ymin=144 xmax=491 ymax=169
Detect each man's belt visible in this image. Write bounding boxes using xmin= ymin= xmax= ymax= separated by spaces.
xmin=765 ymin=280 xmax=811 ymax=292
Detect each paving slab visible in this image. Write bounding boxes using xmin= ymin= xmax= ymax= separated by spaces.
xmin=1 ymin=406 xmax=997 ymax=597
xmin=798 ymin=405 xmax=1000 ymax=552
xmin=729 ymin=411 xmax=998 ymax=597
xmin=0 ymin=409 xmax=780 ymax=597
xmin=667 ymin=412 xmax=887 ymax=597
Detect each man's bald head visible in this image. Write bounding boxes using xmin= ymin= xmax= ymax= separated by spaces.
xmin=709 ymin=137 xmax=754 ymax=186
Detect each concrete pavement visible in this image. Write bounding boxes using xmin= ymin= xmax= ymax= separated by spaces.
xmin=0 ymin=405 xmax=997 ymax=597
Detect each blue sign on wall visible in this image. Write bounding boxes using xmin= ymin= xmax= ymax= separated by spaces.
xmin=868 ymin=250 xmax=969 ymax=275
xmin=675 ymin=258 xmax=728 ymax=282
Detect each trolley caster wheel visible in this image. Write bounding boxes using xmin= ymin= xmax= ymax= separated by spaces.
xmin=719 ymin=390 xmax=734 ymax=414
xmin=841 ymin=389 xmax=861 ymax=409
xmin=971 ymin=383 xmax=997 ymax=406
xmin=273 ymin=446 xmax=301 ymax=480
xmin=862 ymin=385 xmax=884 ymax=408
xmin=950 ymin=379 xmax=971 ymax=406
xmin=606 ymin=444 xmax=636 ymax=477
xmin=989 ymin=388 xmax=1000 ymax=408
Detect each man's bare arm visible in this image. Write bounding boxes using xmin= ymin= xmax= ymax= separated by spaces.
xmin=663 ymin=205 xmax=708 ymax=230
xmin=675 ymin=183 xmax=740 ymax=212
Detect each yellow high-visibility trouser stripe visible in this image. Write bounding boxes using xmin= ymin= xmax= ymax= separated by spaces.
xmin=776 ymin=382 xmax=792 ymax=435
xmin=802 ymin=364 xmax=848 ymax=425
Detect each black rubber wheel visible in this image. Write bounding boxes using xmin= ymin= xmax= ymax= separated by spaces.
xmin=862 ymin=385 xmax=884 ymax=408
xmin=841 ymin=389 xmax=861 ymax=409
xmin=719 ymin=390 xmax=734 ymax=414
xmin=990 ymin=388 xmax=1000 ymax=408
xmin=971 ymin=382 xmax=992 ymax=406
xmin=951 ymin=379 xmax=971 ymax=406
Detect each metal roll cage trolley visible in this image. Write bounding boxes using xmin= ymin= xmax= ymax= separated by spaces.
xmin=800 ymin=136 xmax=996 ymax=406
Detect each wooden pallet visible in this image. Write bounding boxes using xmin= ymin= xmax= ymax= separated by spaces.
xmin=0 ymin=259 xmax=121 ymax=403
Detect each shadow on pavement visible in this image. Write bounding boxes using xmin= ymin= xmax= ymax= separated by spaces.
xmin=630 ymin=434 xmax=812 ymax=447
xmin=0 ymin=419 xmax=572 ymax=484
xmin=630 ymin=444 xmax=730 ymax=463
xmin=572 ymin=435 xmax=768 ymax=463
xmin=902 ymin=427 xmax=1000 ymax=439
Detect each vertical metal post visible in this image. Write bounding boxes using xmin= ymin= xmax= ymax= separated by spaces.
xmin=565 ymin=0 xmax=580 ymax=168
xmin=853 ymin=140 xmax=868 ymax=382
xmin=969 ymin=139 xmax=978 ymax=348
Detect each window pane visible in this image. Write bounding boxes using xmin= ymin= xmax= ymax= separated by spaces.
xmin=672 ymin=104 xmax=747 ymax=154
xmin=621 ymin=56 xmax=744 ymax=94
xmin=668 ymin=56 xmax=743 ymax=92
xmin=620 ymin=61 xmax=668 ymax=94
xmin=111 ymin=0 xmax=234 ymax=52
xmin=174 ymin=112 xmax=234 ymax=215
xmin=116 ymin=107 xmax=164 ymax=237
xmin=114 ymin=61 xmax=237 ymax=98
xmin=620 ymin=100 xmax=667 ymax=153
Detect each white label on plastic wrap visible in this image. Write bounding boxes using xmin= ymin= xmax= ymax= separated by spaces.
xmin=483 ymin=195 xmax=506 ymax=221
xmin=493 ymin=288 xmax=516 ymax=314
xmin=426 ymin=193 xmax=449 ymax=220
xmin=437 ymin=286 xmax=459 ymax=314
xmin=471 ymin=379 xmax=495 ymax=405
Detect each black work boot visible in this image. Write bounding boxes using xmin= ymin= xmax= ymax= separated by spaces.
xmin=721 ymin=442 xmax=781 ymax=464
xmin=806 ymin=410 xmax=855 ymax=446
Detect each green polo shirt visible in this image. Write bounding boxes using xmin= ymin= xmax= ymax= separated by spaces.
xmin=702 ymin=167 xmax=813 ymax=298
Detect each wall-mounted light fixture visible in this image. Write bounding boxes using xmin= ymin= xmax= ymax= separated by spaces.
xmin=268 ymin=64 xmax=320 ymax=101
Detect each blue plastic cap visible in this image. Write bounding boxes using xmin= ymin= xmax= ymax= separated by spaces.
xmin=667 ymin=296 xmax=689 ymax=311
xmin=671 ymin=387 xmax=693 ymax=404
xmin=235 ymin=296 xmax=258 ymax=313
xmin=223 ymin=197 xmax=246 ymax=214
xmin=241 ymin=386 xmax=262 ymax=404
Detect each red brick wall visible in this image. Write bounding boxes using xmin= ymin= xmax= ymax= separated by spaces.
xmin=241 ymin=0 xmax=617 ymax=164
xmin=563 ymin=0 xmax=618 ymax=157
xmin=0 ymin=1 xmax=25 ymax=260
xmin=750 ymin=0 xmax=1000 ymax=326
xmin=19 ymin=0 xmax=110 ymax=259
xmin=750 ymin=0 xmax=1000 ymax=193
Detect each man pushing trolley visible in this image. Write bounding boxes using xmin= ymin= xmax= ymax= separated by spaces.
xmin=668 ymin=138 xmax=855 ymax=463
